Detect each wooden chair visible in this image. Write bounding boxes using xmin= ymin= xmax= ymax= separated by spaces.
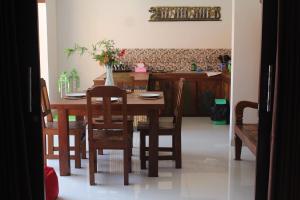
xmin=86 ymin=86 xmax=131 ymax=185
xmin=40 ymin=78 xmax=86 ymax=168
xmin=109 ymin=73 xmax=148 ymax=128
xmin=137 ymin=78 xmax=185 ymax=169
xmin=96 ymin=74 xmax=135 ymax=155
xmin=114 ymin=73 xmax=135 ymax=153
xmin=234 ymin=101 xmax=259 ymax=160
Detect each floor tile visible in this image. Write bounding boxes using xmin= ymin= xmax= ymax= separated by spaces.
xmin=47 ymin=117 xmax=255 ymax=200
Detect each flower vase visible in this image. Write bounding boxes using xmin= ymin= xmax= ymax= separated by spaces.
xmin=105 ymin=65 xmax=114 ymax=86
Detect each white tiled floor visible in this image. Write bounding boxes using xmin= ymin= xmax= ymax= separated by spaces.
xmin=47 ymin=117 xmax=256 ymax=200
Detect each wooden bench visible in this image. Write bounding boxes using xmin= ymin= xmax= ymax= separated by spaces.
xmin=234 ymin=101 xmax=259 ymax=160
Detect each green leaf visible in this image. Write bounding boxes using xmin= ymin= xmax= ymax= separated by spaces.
xmin=64 ymin=48 xmax=75 ymax=57
xmin=79 ymin=47 xmax=88 ymax=55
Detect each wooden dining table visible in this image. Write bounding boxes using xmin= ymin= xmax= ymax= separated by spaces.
xmin=51 ymin=91 xmax=164 ymax=177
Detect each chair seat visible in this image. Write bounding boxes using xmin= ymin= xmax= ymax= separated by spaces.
xmin=91 ymin=129 xmax=130 ymax=150
xmin=94 ymin=115 xmax=134 ymax=122
xmin=235 ymin=124 xmax=258 ymax=144
xmin=235 ymin=124 xmax=258 ymax=155
xmin=45 ymin=120 xmax=86 ymax=130
xmin=137 ymin=120 xmax=175 ymax=132
xmin=93 ymin=129 xmax=128 ymax=141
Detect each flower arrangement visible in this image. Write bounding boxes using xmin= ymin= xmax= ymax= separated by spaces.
xmin=65 ymin=39 xmax=125 ymax=66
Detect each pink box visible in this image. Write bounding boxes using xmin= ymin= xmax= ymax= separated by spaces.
xmin=135 ymin=67 xmax=147 ymax=72
xmin=135 ymin=63 xmax=147 ymax=72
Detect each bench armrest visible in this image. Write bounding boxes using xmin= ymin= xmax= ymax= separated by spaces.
xmin=235 ymin=101 xmax=258 ymax=125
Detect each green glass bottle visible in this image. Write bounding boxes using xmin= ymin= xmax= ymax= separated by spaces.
xmin=191 ymin=63 xmax=197 ymax=71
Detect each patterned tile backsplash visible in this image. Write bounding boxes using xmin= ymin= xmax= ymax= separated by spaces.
xmin=119 ymin=48 xmax=231 ymax=72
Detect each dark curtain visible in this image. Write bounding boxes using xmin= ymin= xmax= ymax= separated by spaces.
xmin=269 ymin=0 xmax=300 ymax=199
xmin=0 ymin=0 xmax=44 ymax=199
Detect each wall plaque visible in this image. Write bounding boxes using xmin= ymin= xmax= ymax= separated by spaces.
xmin=149 ymin=6 xmax=221 ymax=22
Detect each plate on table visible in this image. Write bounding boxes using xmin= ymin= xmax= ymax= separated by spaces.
xmin=139 ymin=93 xmax=161 ymax=99
xmin=64 ymin=92 xmax=86 ymax=99
xmin=95 ymin=97 xmax=119 ymax=102
xmin=65 ymin=92 xmax=86 ymax=97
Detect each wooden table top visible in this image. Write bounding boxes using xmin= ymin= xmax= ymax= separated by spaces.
xmin=51 ymin=91 xmax=164 ymax=109
xmin=93 ymin=72 xmax=149 ymax=86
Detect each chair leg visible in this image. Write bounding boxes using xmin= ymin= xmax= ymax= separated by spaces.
xmin=124 ymin=149 xmax=129 ymax=185
xmin=129 ymin=121 xmax=134 ymax=156
xmin=235 ymin=134 xmax=242 ymax=160
xmin=172 ymin=133 xmax=176 ymax=157
xmin=174 ymin=133 xmax=182 ymax=169
xmin=47 ymin=134 xmax=54 ymax=156
xmin=94 ymin=149 xmax=97 ymax=172
xmin=98 ymin=149 xmax=104 ymax=155
xmin=43 ymin=133 xmax=47 ymax=165
xmin=89 ymin=146 xmax=95 ymax=185
xmin=75 ymin=134 xmax=81 ymax=168
xmin=81 ymin=137 xmax=87 ymax=159
xmin=129 ymin=146 xmax=132 ymax=173
xmin=127 ymin=121 xmax=133 ymax=173
xmin=140 ymin=131 xmax=146 ymax=169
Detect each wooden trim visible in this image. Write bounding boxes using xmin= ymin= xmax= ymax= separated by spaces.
xmin=37 ymin=0 xmax=45 ymax=3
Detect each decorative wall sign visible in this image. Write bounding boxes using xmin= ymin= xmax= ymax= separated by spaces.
xmin=149 ymin=6 xmax=221 ymax=21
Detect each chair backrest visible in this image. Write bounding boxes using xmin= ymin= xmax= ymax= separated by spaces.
xmin=147 ymin=73 xmax=163 ymax=91
xmin=40 ymin=78 xmax=53 ymax=127
xmin=173 ymin=78 xmax=185 ymax=131
xmin=147 ymin=73 xmax=156 ymax=91
xmin=113 ymin=73 xmax=135 ymax=93
xmin=86 ymin=86 xmax=128 ymax=139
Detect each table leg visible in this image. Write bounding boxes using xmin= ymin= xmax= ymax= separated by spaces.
xmin=58 ymin=109 xmax=71 ymax=176
xmin=76 ymin=115 xmax=87 ymax=159
xmin=148 ymin=109 xmax=159 ymax=177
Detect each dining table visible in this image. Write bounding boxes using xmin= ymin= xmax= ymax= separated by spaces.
xmin=50 ymin=91 xmax=164 ymax=177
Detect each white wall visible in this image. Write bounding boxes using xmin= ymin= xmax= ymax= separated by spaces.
xmin=52 ymin=0 xmax=232 ymax=91
xmin=38 ymin=3 xmax=49 ymax=90
xmin=46 ymin=0 xmax=59 ymax=101
xmin=230 ymin=0 xmax=262 ymax=135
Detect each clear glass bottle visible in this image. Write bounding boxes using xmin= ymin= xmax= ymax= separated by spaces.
xmin=58 ymin=72 xmax=69 ymax=98
xmin=68 ymin=69 xmax=80 ymax=92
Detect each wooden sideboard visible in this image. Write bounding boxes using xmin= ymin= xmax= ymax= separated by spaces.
xmin=148 ymin=72 xmax=230 ymax=117
xmin=93 ymin=72 xmax=149 ymax=87
xmin=93 ymin=72 xmax=230 ymax=117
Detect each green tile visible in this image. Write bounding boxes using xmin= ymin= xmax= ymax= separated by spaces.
xmin=53 ymin=114 xmax=76 ymax=122
xmin=215 ymin=99 xmax=226 ymax=105
xmin=212 ymin=120 xmax=227 ymax=125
